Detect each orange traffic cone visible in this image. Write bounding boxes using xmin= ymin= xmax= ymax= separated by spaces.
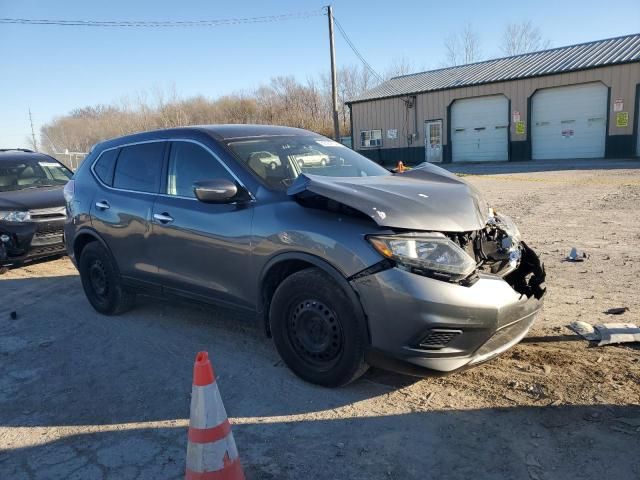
xmin=185 ymin=352 xmax=245 ymax=480
xmin=396 ymin=161 xmax=405 ymax=173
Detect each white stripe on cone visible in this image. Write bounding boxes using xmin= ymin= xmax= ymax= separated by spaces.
xmin=186 ymin=435 xmax=240 ymax=472
xmin=189 ymin=383 xmax=228 ymax=429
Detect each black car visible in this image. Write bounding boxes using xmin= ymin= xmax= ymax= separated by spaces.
xmin=0 ymin=149 xmax=72 ymax=268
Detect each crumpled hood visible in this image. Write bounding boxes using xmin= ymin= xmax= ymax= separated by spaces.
xmin=287 ymin=164 xmax=488 ymax=232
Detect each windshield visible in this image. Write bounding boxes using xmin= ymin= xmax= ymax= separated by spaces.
xmin=225 ymin=136 xmax=390 ymax=191
xmin=0 ymin=157 xmax=72 ymax=192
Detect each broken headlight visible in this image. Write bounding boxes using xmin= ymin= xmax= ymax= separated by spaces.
xmin=368 ymin=233 xmax=476 ymax=281
xmin=0 ymin=211 xmax=31 ymax=222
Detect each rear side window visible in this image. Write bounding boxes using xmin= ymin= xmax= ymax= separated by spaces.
xmin=113 ymin=142 xmax=165 ymax=193
xmin=93 ymin=149 xmax=119 ymax=186
xmin=167 ymin=141 xmax=234 ymax=198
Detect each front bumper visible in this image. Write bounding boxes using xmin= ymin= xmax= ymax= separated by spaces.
xmin=351 ymin=247 xmax=545 ymax=375
xmin=0 ymin=220 xmax=66 ymax=267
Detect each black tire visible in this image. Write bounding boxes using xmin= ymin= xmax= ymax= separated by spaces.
xmin=269 ymin=268 xmax=369 ymax=387
xmin=78 ymin=242 xmax=135 ymax=315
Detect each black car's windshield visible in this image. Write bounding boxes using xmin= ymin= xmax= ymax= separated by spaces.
xmin=226 ymin=136 xmax=390 ymax=191
xmin=0 ymin=157 xmax=72 ymax=192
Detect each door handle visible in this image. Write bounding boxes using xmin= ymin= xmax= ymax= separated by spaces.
xmin=153 ymin=212 xmax=174 ymax=224
xmin=95 ymin=200 xmax=110 ymax=210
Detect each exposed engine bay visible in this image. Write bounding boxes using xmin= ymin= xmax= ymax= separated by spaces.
xmin=446 ymin=212 xmax=546 ymax=300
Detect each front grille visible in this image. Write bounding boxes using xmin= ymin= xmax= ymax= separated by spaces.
xmin=473 ymin=316 xmax=535 ymax=359
xmin=28 ymin=244 xmax=66 ymax=257
xmin=35 ymin=224 xmax=64 ymax=235
xmin=417 ymin=329 xmax=462 ymax=349
xmin=29 ymin=206 xmax=66 ymax=222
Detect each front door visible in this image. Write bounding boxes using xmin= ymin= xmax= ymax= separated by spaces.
xmin=424 ymin=120 xmax=443 ymax=163
xmin=150 ymin=140 xmax=254 ymax=309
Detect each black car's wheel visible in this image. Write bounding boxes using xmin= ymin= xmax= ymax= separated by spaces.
xmin=79 ymin=242 xmax=135 ymax=315
xmin=269 ymin=268 xmax=369 ymax=387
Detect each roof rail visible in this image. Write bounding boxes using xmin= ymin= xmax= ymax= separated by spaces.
xmin=0 ymin=148 xmax=35 ymax=153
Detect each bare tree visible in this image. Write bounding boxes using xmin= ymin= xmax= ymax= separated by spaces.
xmin=384 ymin=56 xmax=415 ymax=79
xmin=443 ymin=24 xmax=482 ymax=66
xmin=38 ymin=59 xmax=403 ymax=157
xmin=500 ymin=21 xmax=550 ymax=56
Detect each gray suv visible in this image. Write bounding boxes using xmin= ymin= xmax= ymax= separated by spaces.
xmin=64 ymin=125 xmax=545 ymax=387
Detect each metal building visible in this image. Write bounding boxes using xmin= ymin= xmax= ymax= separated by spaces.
xmin=347 ymin=34 xmax=640 ymax=165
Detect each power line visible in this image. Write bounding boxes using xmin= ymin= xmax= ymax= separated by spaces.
xmin=331 ymin=16 xmax=404 ymax=98
xmin=0 ymin=10 xmax=323 ymax=28
xmin=331 ymin=16 xmax=384 ymax=83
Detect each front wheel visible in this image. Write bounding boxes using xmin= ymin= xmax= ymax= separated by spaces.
xmin=269 ymin=268 xmax=369 ymax=387
xmin=78 ymin=242 xmax=135 ymax=315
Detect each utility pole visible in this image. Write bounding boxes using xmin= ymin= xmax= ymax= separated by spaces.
xmin=28 ymin=108 xmax=38 ymax=151
xmin=327 ymin=5 xmax=340 ymax=140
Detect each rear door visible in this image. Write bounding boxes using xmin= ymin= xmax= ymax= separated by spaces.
xmin=150 ymin=140 xmax=254 ymax=308
xmin=90 ymin=141 xmax=167 ymax=289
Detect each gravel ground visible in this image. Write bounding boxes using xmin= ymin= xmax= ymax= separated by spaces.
xmin=1 ymin=163 xmax=639 ymax=479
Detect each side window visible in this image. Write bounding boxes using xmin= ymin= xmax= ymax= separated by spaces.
xmin=167 ymin=141 xmax=234 ymax=198
xmin=93 ymin=149 xmax=119 ymax=186
xmin=113 ymin=142 xmax=165 ymax=193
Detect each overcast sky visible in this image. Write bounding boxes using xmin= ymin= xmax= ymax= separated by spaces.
xmin=1 ymin=0 xmax=639 ymax=149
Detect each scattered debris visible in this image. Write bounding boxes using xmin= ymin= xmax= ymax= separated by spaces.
xmin=568 ymin=321 xmax=600 ymax=341
xmin=595 ymin=323 xmax=640 ymax=346
xmin=542 ymin=365 xmax=552 ymax=375
xmin=604 ymin=307 xmax=629 ymax=315
xmin=0 ymin=266 xmax=8 ymax=275
xmin=9 ymin=311 xmax=17 ymax=320
xmin=565 ymin=247 xmax=588 ymax=262
xmin=38 ymin=340 xmax=53 ymax=348
xmin=568 ymin=321 xmax=640 ymax=346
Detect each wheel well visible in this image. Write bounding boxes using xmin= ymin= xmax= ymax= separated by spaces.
xmin=73 ymin=233 xmax=98 ymax=261
xmin=260 ymin=259 xmax=314 ymax=336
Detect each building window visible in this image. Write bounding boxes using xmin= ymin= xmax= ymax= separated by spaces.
xmin=360 ymin=129 xmax=382 ymax=148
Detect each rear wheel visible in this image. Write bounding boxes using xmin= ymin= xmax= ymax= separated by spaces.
xmin=78 ymin=242 xmax=135 ymax=315
xmin=269 ymin=268 xmax=368 ymax=387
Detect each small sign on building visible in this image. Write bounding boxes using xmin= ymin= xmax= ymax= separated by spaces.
xmin=613 ymin=99 xmax=624 ymax=112
xmin=561 ymin=129 xmax=574 ymax=138
xmin=387 ymin=129 xmax=398 ymax=139
xmin=616 ymin=111 xmax=629 ymax=128
xmin=515 ymin=121 xmax=525 ymax=135
xmin=512 ymin=111 xmax=521 ymax=122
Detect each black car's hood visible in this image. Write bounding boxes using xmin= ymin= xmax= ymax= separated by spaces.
xmin=0 ymin=185 xmax=65 ymax=211
xmin=288 ymin=165 xmax=488 ymax=232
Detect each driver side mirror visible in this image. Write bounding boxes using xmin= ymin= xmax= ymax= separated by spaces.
xmin=193 ymin=179 xmax=242 ymax=203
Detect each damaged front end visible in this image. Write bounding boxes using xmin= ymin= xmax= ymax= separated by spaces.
xmin=444 ymin=212 xmax=546 ymax=300
xmin=287 ymin=171 xmax=545 ymax=301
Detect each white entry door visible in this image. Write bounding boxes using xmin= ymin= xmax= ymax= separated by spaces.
xmin=424 ymin=120 xmax=443 ymax=162
xmin=451 ymin=95 xmax=509 ymax=162
xmin=531 ymin=82 xmax=607 ymax=159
